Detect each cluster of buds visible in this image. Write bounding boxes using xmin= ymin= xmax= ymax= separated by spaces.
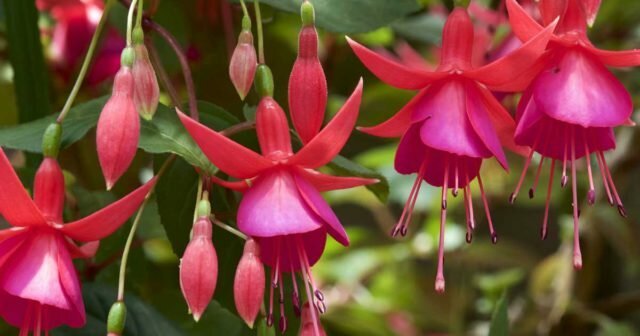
xmin=97 ymin=26 xmax=159 ymax=189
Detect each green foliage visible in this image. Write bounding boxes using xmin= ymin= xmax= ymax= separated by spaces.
xmin=329 ymin=155 xmax=389 ymax=203
xmin=3 ymin=0 xmax=51 ymax=122
xmin=489 ymin=291 xmax=509 ymax=336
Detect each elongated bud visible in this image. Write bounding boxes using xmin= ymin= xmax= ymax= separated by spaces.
xmin=42 ymin=123 xmax=62 ymax=158
xmin=132 ymin=43 xmax=160 ymax=120
xmin=298 ymin=302 xmax=327 ymax=336
xmin=256 ymin=97 xmax=293 ymax=159
xmin=234 ymin=239 xmax=265 ymax=328
xmin=289 ymin=3 xmax=327 ymax=144
xmin=230 ymin=23 xmax=258 ymax=101
xmin=34 ymin=157 xmax=65 ymax=223
xmin=107 ymin=301 xmax=127 ymax=335
xmin=97 ymin=65 xmax=140 ymax=190
xmin=180 ymin=213 xmax=218 ymax=322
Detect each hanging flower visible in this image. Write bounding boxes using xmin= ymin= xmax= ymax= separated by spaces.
xmin=234 ymin=239 xmax=265 ymax=328
xmin=179 ymin=65 xmax=374 ymax=333
xmin=506 ymin=0 xmax=639 ymax=269
xmin=0 ymin=148 xmax=155 ymax=334
xmin=347 ymin=6 xmax=556 ymax=292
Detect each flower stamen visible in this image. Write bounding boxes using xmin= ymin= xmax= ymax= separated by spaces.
xmin=542 ymin=160 xmax=556 ymax=240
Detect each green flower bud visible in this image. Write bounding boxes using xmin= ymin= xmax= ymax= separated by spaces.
xmin=301 ymin=2 xmax=315 ymax=26
xmin=254 ymin=65 xmax=274 ymax=98
xmin=121 ymin=47 xmax=136 ymax=67
xmin=42 ymin=123 xmax=62 ymax=158
xmin=107 ymin=301 xmax=127 ymax=334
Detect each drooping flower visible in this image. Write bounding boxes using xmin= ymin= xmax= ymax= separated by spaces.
xmin=348 ymin=6 xmax=556 ymax=292
xmin=96 ymin=50 xmax=140 ymax=190
xmin=288 ymin=2 xmax=327 ymax=144
xmin=179 ymin=199 xmax=218 ymax=322
xmin=229 ymin=16 xmax=258 ymax=100
xmin=179 ymin=66 xmax=374 ymax=333
xmin=38 ymin=0 xmax=124 ymax=86
xmin=233 ymin=239 xmax=265 ymax=328
xmin=0 ymin=148 xmax=155 ymax=334
xmin=505 ymin=0 xmax=639 ymax=269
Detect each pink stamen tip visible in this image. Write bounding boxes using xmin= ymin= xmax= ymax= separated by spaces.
xmin=267 ymin=313 xmax=274 ymax=326
xmin=509 ymin=192 xmax=517 ymax=204
xmin=540 ymin=226 xmax=548 ymax=240
xmin=491 ymin=233 xmax=498 ymax=244
xmin=587 ymin=190 xmax=596 ymax=205
xmin=452 ymin=189 xmax=459 ymax=197
xmin=435 ymin=277 xmax=446 ymax=293
xmin=618 ymin=205 xmax=627 ymax=218
xmin=279 ymin=316 xmax=287 ymax=334
xmin=561 ymin=175 xmax=568 ymax=188
xmin=316 ymin=300 xmax=327 ymax=314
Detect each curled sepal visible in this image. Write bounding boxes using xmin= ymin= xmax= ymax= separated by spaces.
xmin=132 ymin=44 xmax=160 ymax=120
xmin=180 ymin=216 xmax=218 ymax=322
xmin=97 ymin=67 xmax=140 ymax=190
xmin=289 ymin=25 xmax=327 ymax=144
xmin=233 ymin=239 xmax=265 ymax=328
xmin=230 ymin=30 xmax=258 ymax=100
xmin=107 ymin=301 xmax=127 ymax=335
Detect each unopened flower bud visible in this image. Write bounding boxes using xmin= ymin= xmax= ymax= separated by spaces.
xmin=288 ymin=10 xmax=327 ymax=144
xmin=229 ymin=25 xmax=258 ymax=100
xmin=107 ymin=301 xmax=127 ymax=335
xmin=132 ymin=43 xmax=160 ymax=120
xmin=298 ymin=302 xmax=327 ymax=336
xmin=234 ymin=239 xmax=265 ymax=328
xmin=180 ymin=215 xmax=218 ymax=322
xmin=96 ymin=65 xmax=140 ymax=190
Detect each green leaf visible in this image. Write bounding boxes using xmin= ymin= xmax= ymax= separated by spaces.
xmin=249 ymin=0 xmax=421 ymax=33
xmin=488 ymin=291 xmax=509 ymax=336
xmin=328 ymin=155 xmax=389 ymax=203
xmin=52 ymin=283 xmax=183 ymax=336
xmin=0 ymin=97 xmax=106 ymax=153
xmin=155 ymin=157 xmax=200 ymax=256
xmin=3 ymin=0 xmax=51 ymax=122
xmin=392 ymin=13 xmax=445 ymax=44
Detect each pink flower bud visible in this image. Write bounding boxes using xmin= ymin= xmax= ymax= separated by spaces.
xmin=96 ymin=67 xmax=140 ymax=190
xmin=298 ymin=302 xmax=327 ymax=336
xmin=33 ymin=157 xmax=65 ymax=223
xmin=180 ymin=216 xmax=218 ymax=322
xmin=229 ymin=30 xmax=258 ymax=100
xmin=233 ymin=239 xmax=265 ymax=328
xmin=132 ymin=44 xmax=160 ymax=120
xmin=288 ymin=25 xmax=327 ymax=144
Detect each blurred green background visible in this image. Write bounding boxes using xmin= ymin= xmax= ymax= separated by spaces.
xmin=0 ymin=0 xmax=640 ymax=335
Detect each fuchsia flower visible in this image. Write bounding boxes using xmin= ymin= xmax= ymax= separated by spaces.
xmin=506 ymin=0 xmax=640 ymax=268
xmin=132 ymin=41 xmax=160 ymax=120
xmin=0 ymin=148 xmax=155 ymax=334
xmin=38 ymin=0 xmax=124 ymax=86
xmin=179 ymin=206 xmax=218 ymax=322
xmin=348 ymin=6 xmax=556 ymax=292
xmin=179 ymin=76 xmax=374 ymax=334
xmin=229 ymin=23 xmax=258 ymax=100
xmin=97 ymin=63 xmax=140 ymax=189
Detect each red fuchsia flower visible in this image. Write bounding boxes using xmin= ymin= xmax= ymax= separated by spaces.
xmin=178 ymin=66 xmax=373 ymax=333
xmin=179 ymin=199 xmax=218 ymax=322
xmin=288 ymin=2 xmax=328 ymax=144
xmin=38 ymin=0 xmax=124 ymax=86
xmin=233 ymin=239 xmax=265 ymax=328
xmin=97 ymin=51 xmax=140 ymax=190
xmin=131 ymin=28 xmax=160 ymax=120
xmin=348 ymin=6 xmax=556 ymax=292
xmin=0 ymin=148 xmax=155 ymax=335
xmin=229 ymin=17 xmax=258 ymax=101
xmin=505 ymin=0 xmax=639 ymax=269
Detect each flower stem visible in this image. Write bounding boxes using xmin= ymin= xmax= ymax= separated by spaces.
xmin=117 ymin=155 xmax=176 ymax=301
xmin=239 ymin=0 xmax=250 ymax=18
xmin=211 ymin=217 xmax=248 ymax=240
xmin=253 ymin=0 xmax=265 ymax=64
xmin=55 ymin=0 xmax=115 ymax=124
xmin=220 ymin=120 xmax=256 ymax=137
xmin=145 ymin=19 xmax=200 ymax=120
xmin=126 ymin=0 xmax=140 ymax=45
xmin=136 ymin=0 xmax=144 ymax=28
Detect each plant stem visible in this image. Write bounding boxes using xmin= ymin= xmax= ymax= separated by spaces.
xmin=136 ymin=0 xmax=144 ymax=28
xmin=211 ymin=217 xmax=248 ymax=240
xmin=253 ymin=0 xmax=265 ymax=64
xmin=126 ymin=0 xmax=140 ymax=45
xmin=116 ymin=155 xmax=176 ymax=301
xmin=145 ymin=19 xmax=199 ymax=120
xmin=239 ymin=0 xmax=250 ymax=17
xmin=220 ymin=120 xmax=256 ymax=137
xmin=56 ymin=0 xmax=115 ymax=124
